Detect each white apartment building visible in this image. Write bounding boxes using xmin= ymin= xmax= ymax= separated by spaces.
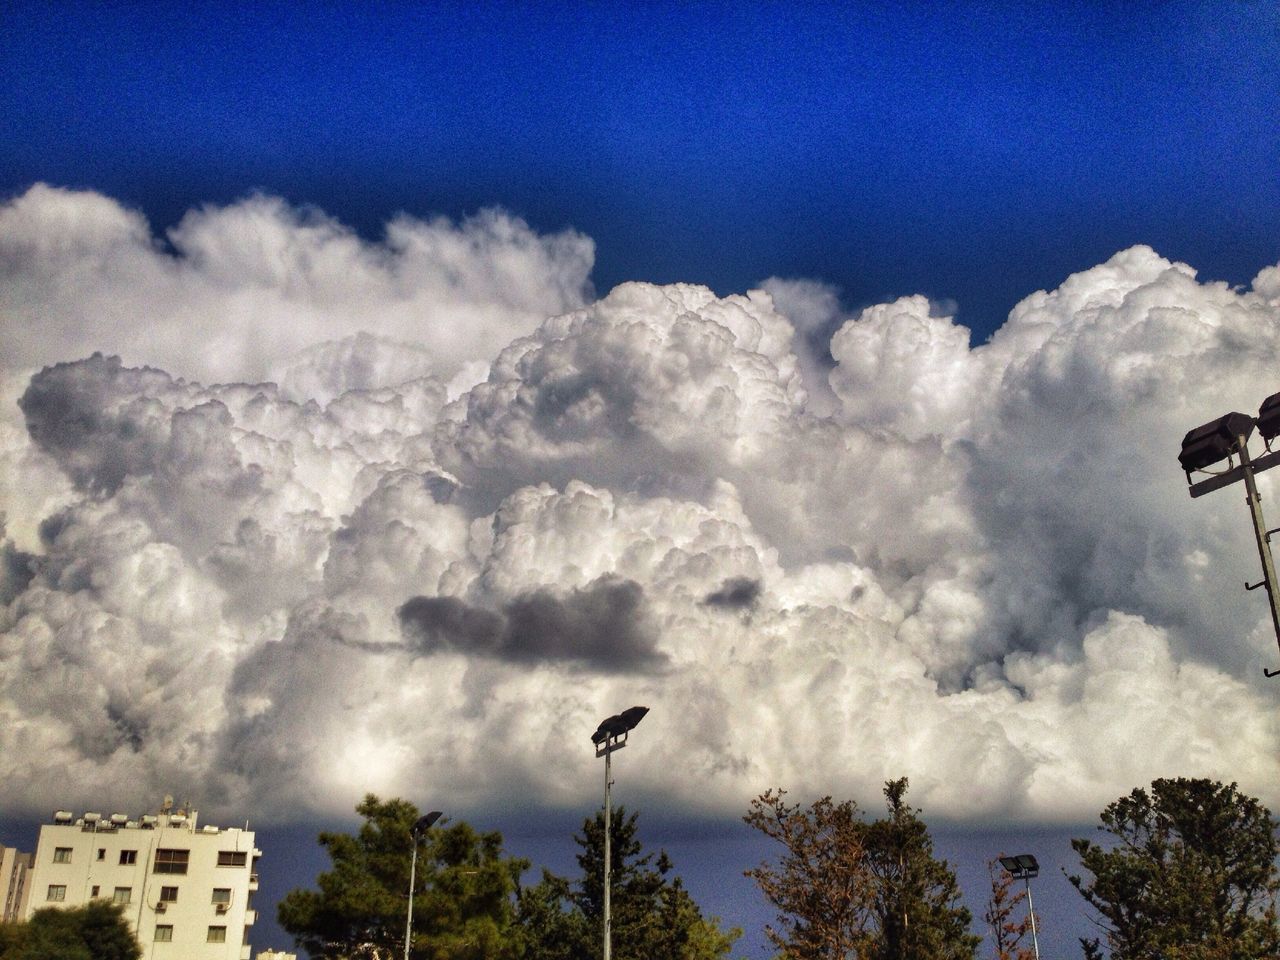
xmin=24 ymin=806 xmax=259 ymax=960
xmin=0 ymin=843 xmax=35 ymax=922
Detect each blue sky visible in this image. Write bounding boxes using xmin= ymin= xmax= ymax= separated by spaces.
xmin=3 ymin=1 xmax=1276 ymax=340
xmin=3 ymin=3 xmax=1280 ymax=957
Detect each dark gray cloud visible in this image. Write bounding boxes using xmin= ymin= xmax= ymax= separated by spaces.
xmin=398 ymin=576 xmax=665 ymax=673
xmin=19 ymin=353 xmax=173 ymax=494
xmin=703 ymin=576 xmax=762 ymax=610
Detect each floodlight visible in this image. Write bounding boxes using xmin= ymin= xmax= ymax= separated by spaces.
xmin=1258 ymin=392 xmax=1280 ymax=443
xmin=1178 ymin=412 xmax=1255 ymax=473
xmin=413 ymin=811 xmax=442 ymax=835
xmin=591 ymin=705 xmax=648 ymax=745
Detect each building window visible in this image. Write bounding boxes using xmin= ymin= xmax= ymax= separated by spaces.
xmin=154 ymin=849 xmax=189 ymax=875
xmin=159 ymin=886 xmax=179 ymax=903
xmin=207 ymin=925 xmax=227 ymax=943
xmin=52 ymin=847 xmax=72 ymax=863
xmin=154 ymin=924 xmax=173 ymax=942
xmin=47 ymin=885 xmax=66 ymax=902
xmin=112 ymin=887 xmax=132 ymax=905
xmin=119 ymin=849 xmax=137 ymax=865
xmin=97 ymin=848 xmax=106 ymax=861
xmin=211 ymin=888 xmax=232 ymax=904
xmin=216 ymin=851 xmax=247 ymax=867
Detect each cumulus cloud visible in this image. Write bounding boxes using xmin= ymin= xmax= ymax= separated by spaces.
xmin=2 ymin=189 xmax=1280 ymax=826
xmin=0 ymin=184 xmax=594 ymax=397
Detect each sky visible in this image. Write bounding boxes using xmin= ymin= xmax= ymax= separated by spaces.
xmin=1 ymin=1 xmax=1279 ymax=956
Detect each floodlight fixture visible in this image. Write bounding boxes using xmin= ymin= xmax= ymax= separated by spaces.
xmin=405 ymin=809 xmax=443 ymax=960
xmin=998 ymin=853 xmax=1042 ymax=959
xmin=1178 ymin=412 xmax=1255 ymax=475
xmin=1258 ymin=392 xmax=1280 ymax=444
xmin=591 ymin=705 xmax=649 ymax=750
xmin=413 ymin=811 xmax=443 ymax=835
xmin=999 ymin=853 xmax=1039 ymax=879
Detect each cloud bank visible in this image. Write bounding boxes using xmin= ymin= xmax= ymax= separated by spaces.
xmin=2 ymin=185 xmax=1279 ymax=824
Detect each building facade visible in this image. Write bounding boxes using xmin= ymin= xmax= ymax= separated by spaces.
xmin=24 ymin=807 xmax=259 ymax=960
xmin=0 ymin=843 xmax=34 ymax=922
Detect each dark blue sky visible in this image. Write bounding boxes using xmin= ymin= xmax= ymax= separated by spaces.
xmin=3 ymin=0 xmax=1276 ymax=342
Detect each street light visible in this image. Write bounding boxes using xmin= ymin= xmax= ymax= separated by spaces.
xmin=1180 ymin=394 xmax=1280 ymax=677
xmin=998 ymin=854 xmax=1041 ymax=960
xmin=592 ymin=705 xmax=648 ymax=960
xmin=404 ymin=810 xmax=443 ymax=960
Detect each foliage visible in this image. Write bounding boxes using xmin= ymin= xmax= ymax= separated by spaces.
xmin=1069 ymin=777 xmax=1280 ymax=959
xmin=744 ymin=778 xmax=979 ymax=959
xmin=517 ymin=805 xmax=740 ymax=960
xmin=743 ymin=789 xmax=873 ymax=958
xmin=278 ymin=794 xmax=529 ymax=960
xmin=982 ymin=857 xmax=1036 ymax=960
xmin=0 ymin=900 xmax=141 ymax=960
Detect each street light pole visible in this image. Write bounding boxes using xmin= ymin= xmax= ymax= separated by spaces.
xmin=1180 ymin=396 xmax=1280 ymax=677
xmin=998 ymin=855 xmax=1040 ymax=960
xmin=404 ymin=810 xmax=442 ymax=960
xmin=603 ymin=742 xmax=613 ymax=960
xmin=592 ymin=706 xmax=649 ymax=960
xmin=1022 ymin=874 xmax=1041 ymax=960
xmin=1237 ymin=439 xmax=1280 ymax=668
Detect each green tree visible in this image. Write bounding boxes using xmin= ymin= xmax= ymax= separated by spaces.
xmin=278 ymin=794 xmax=529 ymax=960
xmin=982 ymin=858 xmax=1036 ymax=960
xmin=744 ymin=779 xmax=979 ymax=959
xmin=1069 ymin=777 xmax=1280 ymax=959
xmin=0 ymin=900 xmax=141 ymax=960
xmin=517 ymin=806 xmax=739 ymax=960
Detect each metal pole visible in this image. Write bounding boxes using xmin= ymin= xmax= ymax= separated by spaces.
xmin=1024 ymin=877 xmax=1040 ymax=960
xmin=404 ymin=836 xmax=418 ymax=960
xmin=603 ymin=746 xmax=612 ymax=960
xmin=1238 ymin=440 xmax=1280 ymax=667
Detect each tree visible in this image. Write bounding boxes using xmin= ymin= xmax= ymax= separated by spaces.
xmin=982 ymin=858 xmax=1036 ymax=960
xmin=278 ymin=794 xmax=529 ymax=959
xmin=744 ymin=779 xmax=979 ymax=959
xmin=1069 ymin=777 xmax=1280 ymax=959
xmin=0 ymin=901 xmax=141 ymax=960
xmin=517 ymin=805 xmax=739 ymax=960
xmin=743 ymin=789 xmax=874 ymax=959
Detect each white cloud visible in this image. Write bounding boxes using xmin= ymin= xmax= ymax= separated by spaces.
xmin=3 ymin=190 xmax=1280 ymax=825
xmin=0 ymin=184 xmax=594 ymax=397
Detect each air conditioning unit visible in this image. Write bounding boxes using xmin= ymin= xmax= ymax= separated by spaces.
xmin=155 ymin=902 xmax=166 ymax=913
xmin=216 ymin=903 xmax=229 ymax=914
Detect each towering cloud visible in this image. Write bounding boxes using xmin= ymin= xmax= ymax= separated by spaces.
xmin=1 ymin=186 xmax=1278 ymax=824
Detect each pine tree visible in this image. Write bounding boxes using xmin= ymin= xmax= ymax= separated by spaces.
xmin=744 ymin=778 xmax=979 ymax=959
xmin=1069 ymin=777 xmax=1280 ymax=959
xmin=517 ymin=806 xmax=738 ymax=960
xmin=277 ymin=794 xmax=528 ymax=960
